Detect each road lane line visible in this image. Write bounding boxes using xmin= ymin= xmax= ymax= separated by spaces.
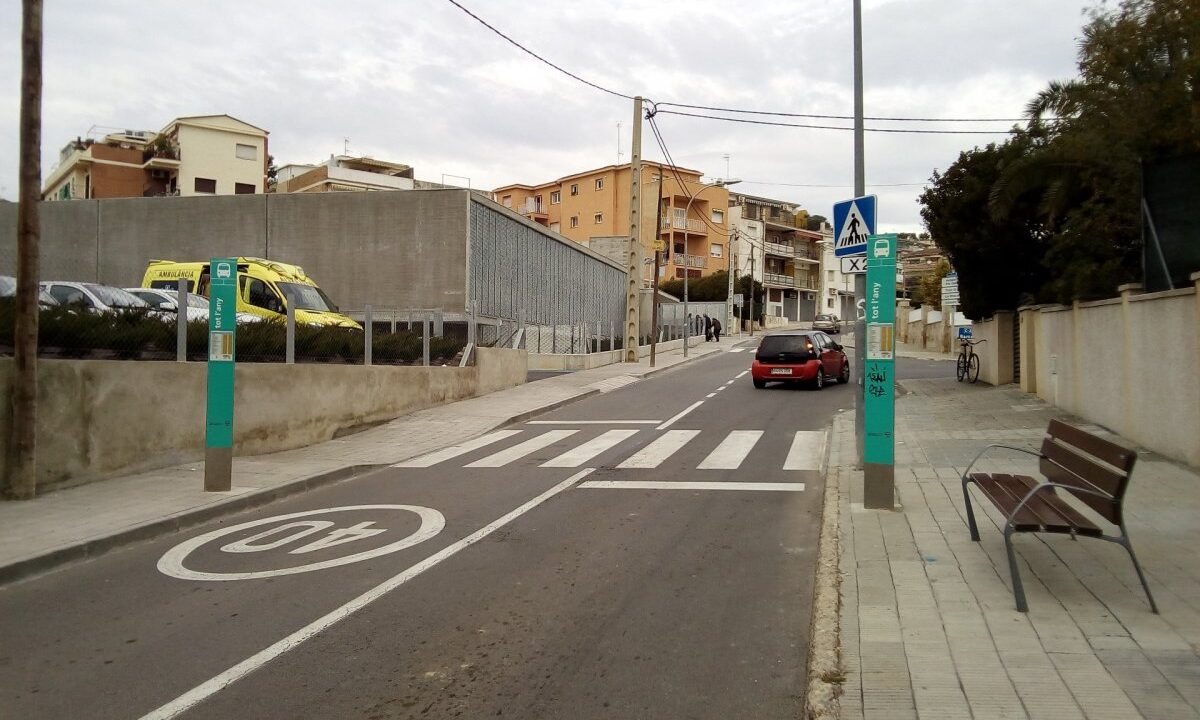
xmin=138 ymin=468 xmax=597 ymax=720
xmin=617 ymin=430 xmax=700 ymax=469
xmin=393 ymin=430 xmax=522 ymax=468
xmin=706 ymin=393 xmax=716 ymax=398
xmin=736 ymin=370 xmax=749 ymax=379
xmin=724 ymin=380 xmax=735 ymax=385
xmin=541 ymin=430 xmax=639 ymax=468
xmin=465 ymin=430 xmax=578 ymax=468
xmin=697 ymin=430 xmax=764 ymax=470
xmin=656 ymin=401 xmax=704 ymax=430
xmin=526 ymin=420 xmax=660 ymax=425
xmin=730 ymin=348 xmax=746 ymax=353
xmin=580 ymin=480 xmax=804 ymax=492
xmin=783 ymin=431 xmax=827 ymax=471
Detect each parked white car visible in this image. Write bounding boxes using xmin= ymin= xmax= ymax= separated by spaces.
xmin=40 ymin=281 xmax=161 ymax=316
xmin=1 ymin=275 xmax=58 ymax=307
xmin=125 ymin=287 xmax=211 ymax=323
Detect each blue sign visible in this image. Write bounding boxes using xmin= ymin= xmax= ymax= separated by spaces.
xmin=957 ymin=326 xmax=973 ymax=339
xmin=833 ymin=195 xmax=877 ymax=257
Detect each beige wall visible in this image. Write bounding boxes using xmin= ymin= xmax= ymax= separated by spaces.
xmin=177 ymin=120 xmax=266 ymax=196
xmin=1015 ymin=280 xmax=1200 ymax=467
xmin=0 ymin=348 xmax=526 ymax=492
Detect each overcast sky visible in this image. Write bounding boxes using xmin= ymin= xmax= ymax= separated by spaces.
xmin=1 ymin=0 xmax=1096 ymax=233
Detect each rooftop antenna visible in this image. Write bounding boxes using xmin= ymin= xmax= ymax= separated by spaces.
xmin=617 ymin=122 xmax=623 ymax=165
xmin=723 ymin=153 xmax=731 ymax=179
xmin=344 ymin=137 xmax=350 ymax=155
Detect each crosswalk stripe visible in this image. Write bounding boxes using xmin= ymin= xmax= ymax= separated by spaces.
xmin=466 ymin=430 xmax=578 ymax=468
xmin=394 ymin=430 xmax=523 ymax=467
xmin=541 ymin=429 xmax=640 ymax=468
xmin=580 ymin=480 xmax=805 ymax=492
xmin=730 ymin=348 xmax=746 ymax=353
xmin=617 ymin=430 xmax=700 ymax=469
xmin=783 ymin=431 xmax=826 ymax=471
xmin=697 ymin=430 xmax=764 ymax=470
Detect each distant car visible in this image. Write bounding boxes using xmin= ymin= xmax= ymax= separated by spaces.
xmin=1 ymin=275 xmax=58 ymax=308
xmin=812 ymin=314 xmax=841 ymax=333
xmin=124 ymin=287 xmax=261 ymax=324
xmin=40 ymin=281 xmax=162 ymax=316
xmin=751 ymin=330 xmax=850 ymax=390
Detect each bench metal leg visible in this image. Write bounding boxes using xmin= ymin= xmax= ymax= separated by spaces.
xmin=962 ymin=476 xmax=981 ymax=542
xmin=1004 ymin=525 xmax=1029 ymax=612
xmin=1118 ymin=525 xmax=1158 ymax=614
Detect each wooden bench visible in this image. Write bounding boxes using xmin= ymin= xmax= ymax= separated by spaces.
xmin=961 ymin=419 xmax=1157 ymax=613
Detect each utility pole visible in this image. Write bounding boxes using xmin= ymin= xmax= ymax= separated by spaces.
xmin=748 ymin=245 xmax=756 ymax=337
xmin=649 ymin=172 xmax=664 ymax=366
xmin=8 ymin=0 xmax=42 ymax=500
xmin=853 ymin=0 xmax=867 ymax=471
xmin=726 ymin=229 xmax=736 ymax=337
xmin=624 ymin=96 xmax=643 ymax=362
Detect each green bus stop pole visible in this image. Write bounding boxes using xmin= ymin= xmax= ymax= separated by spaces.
xmin=863 ymin=234 xmax=897 ymax=509
xmin=205 ymin=258 xmax=237 ymax=492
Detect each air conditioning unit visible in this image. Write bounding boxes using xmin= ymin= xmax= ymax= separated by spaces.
xmin=805 ymin=292 xmax=815 ymax=301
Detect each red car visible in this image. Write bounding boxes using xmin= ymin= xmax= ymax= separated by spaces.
xmin=751 ymin=330 xmax=850 ymax=389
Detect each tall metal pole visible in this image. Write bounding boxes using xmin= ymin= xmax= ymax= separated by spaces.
xmin=650 ymin=173 xmax=664 ymax=366
xmin=683 ymin=207 xmax=690 ymax=357
xmin=749 ymin=246 xmax=756 ymax=337
xmin=726 ymin=229 xmax=736 ymax=337
xmin=853 ymin=0 xmax=867 ymax=471
xmin=624 ymin=96 xmax=644 ymax=362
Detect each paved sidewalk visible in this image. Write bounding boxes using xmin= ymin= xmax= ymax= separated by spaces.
xmin=0 ymin=335 xmax=746 ymax=583
xmin=824 ymin=378 xmax=1200 ymax=719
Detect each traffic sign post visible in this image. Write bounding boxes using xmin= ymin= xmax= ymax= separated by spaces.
xmin=205 ymin=258 xmax=237 ymax=492
xmin=864 ymin=234 xmax=897 ymax=509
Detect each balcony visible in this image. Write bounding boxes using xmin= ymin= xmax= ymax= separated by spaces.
xmin=672 ymin=255 xmax=707 ymax=268
xmin=661 ymin=217 xmax=707 ymax=234
xmin=764 ymin=241 xmax=794 ymax=257
xmin=763 ymin=272 xmax=794 ymax=288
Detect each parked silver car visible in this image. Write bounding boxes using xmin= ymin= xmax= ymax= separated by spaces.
xmin=2 ymin=275 xmax=59 ymax=307
xmin=812 ymin=314 xmax=841 ymax=334
xmin=40 ymin=281 xmax=160 ymax=316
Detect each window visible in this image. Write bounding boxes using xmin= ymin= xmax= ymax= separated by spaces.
xmin=674 ymin=242 xmax=684 ymax=254
xmin=570 ymin=183 xmax=579 ymax=196
xmin=710 ymin=243 xmax=722 ymax=258
xmin=48 ymin=284 xmax=91 ymax=308
xmin=235 ymin=182 xmax=255 ymax=195
xmin=243 ymin=277 xmax=282 ymax=312
xmin=502 ymin=195 xmax=512 ymax=208
xmin=594 ymin=212 xmax=603 ymax=224
xmin=550 ymin=191 xmax=561 ymax=204
xmin=235 ymin=143 xmax=257 ymax=161
xmin=711 ymin=208 xmax=724 ymax=223
xmin=194 ymin=177 xmax=216 ymax=194
xmin=827 ymin=269 xmax=835 ymax=282
xmin=570 ymin=216 xmax=579 ymax=228
xmin=828 ymin=298 xmax=835 ymax=309
xmin=595 ymin=178 xmax=604 ymax=190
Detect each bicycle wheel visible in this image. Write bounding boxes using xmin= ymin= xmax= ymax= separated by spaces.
xmin=968 ymin=353 xmax=980 ymax=383
xmin=956 ymin=352 xmax=968 ymax=381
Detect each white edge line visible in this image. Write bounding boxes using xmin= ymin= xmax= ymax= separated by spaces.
xmin=525 ymin=420 xmax=661 ymax=425
xmin=579 ymin=480 xmax=805 ymax=492
xmin=138 ymin=468 xmax=596 ymax=720
xmin=656 ymin=400 xmax=704 ymax=430
xmin=735 ymin=370 xmax=749 ymax=379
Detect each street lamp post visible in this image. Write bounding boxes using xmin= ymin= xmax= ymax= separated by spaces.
xmin=682 ymin=178 xmax=740 ymax=357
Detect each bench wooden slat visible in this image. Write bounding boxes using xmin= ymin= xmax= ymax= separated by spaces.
xmin=969 ymin=472 xmax=1102 ymax=536
xmin=1044 ymin=419 xmax=1136 ymax=472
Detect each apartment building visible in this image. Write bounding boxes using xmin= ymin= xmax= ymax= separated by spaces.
xmin=494 ymin=162 xmax=731 ymax=285
xmin=274 ymin=155 xmax=416 ymax=193
xmin=728 ymin=193 xmax=823 ymax=324
xmin=42 ymin=114 xmax=269 ymax=200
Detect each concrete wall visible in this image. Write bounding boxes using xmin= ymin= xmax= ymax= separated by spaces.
xmin=0 ymin=348 xmax=526 ymax=492
xmin=1017 ymin=278 xmax=1200 ymax=467
xmin=529 ymin=335 xmax=705 ymax=371
xmin=971 ymin=311 xmax=1014 ymax=386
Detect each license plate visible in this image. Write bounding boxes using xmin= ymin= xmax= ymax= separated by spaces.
xmin=770 ymin=368 xmax=793 ymax=375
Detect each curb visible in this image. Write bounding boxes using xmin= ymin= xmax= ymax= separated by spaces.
xmin=501 ymin=389 xmax=602 ymax=426
xmin=0 ymin=463 xmax=386 ymax=587
xmin=805 ymin=420 xmax=844 ymax=719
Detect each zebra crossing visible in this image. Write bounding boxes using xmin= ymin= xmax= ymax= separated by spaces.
xmin=394 ymin=427 xmax=826 ymax=473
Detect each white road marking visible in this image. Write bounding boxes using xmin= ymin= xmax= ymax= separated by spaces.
xmin=735 ymin=370 xmax=749 ymax=378
xmin=157 ymin=506 xmax=445 ymax=581
xmin=724 ymin=380 xmax=735 ymax=386
xmin=579 ymin=480 xmax=804 ymax=492
xmin=393 ymin=430 xmax=523 ymax=468
xmin=783 ymin=431 xmax=827 ymax=471
xmin=656 ymin=401 xmax=704 ymax=430
xmin=697 ymin=430 xmax=764 ymax=470
xmin=714 ymin=387 xmax=725 ymax=393
xmin=541 ymin=429 xmax=639 ymax=468
xmin=730 ymin=348 xmax=746 ymax=353
xmin=526 ymin=420 xmax=660 ymax=425
xmin=465 ymin=430 xmax=578 ymax=468
xmin=617 ymin=430 xmax=700 ymax=469
xmin=139 ymin=469 xmax=595 ymax=720
xmin=706 ymin=393 xmax=716 ymax=398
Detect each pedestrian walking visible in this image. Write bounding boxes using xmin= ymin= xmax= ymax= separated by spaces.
xmin=703 ymin=314 xmax=712 ymax=341
xmin=712 ymin=318 xmax=722 ymax=342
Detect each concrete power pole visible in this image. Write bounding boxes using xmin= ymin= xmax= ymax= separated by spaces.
xmin=8 ymin=0 xmax=42 ymax=500
xmin=624 ymin=96 xmax=643 ymax=362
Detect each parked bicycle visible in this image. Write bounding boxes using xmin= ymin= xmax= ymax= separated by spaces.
xmin=956 ymin=338 xmax=986 ymax=383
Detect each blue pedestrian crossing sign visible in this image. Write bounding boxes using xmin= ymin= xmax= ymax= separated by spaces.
xmin=833 ymin=195 xmax=877 ymax=257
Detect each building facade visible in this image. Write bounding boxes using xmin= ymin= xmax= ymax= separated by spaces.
xmin=728 ymin=193 xmax=823 ymax=324
xmin=494 ymin=162 xmax=731 ymax=285
xmin=274 ymin=155 xmax=416 ymax=193
xmin=42 ymin=115 xmax=268 ymax=201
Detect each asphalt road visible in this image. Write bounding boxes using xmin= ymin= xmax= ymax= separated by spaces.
xmin=0 ymin=339 xmax=921 ymax=720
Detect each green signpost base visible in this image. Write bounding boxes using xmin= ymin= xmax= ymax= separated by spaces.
xmin=205 ymin=257 xmax=238 ymax=492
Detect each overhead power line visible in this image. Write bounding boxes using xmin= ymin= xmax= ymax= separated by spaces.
xmin=654 ymin=109 xmax=1019 ymax=135
xmin=739 ymin=180 xmax=928 ymax=188
xmin=655 ymin=102 xmax=1033 ymax=123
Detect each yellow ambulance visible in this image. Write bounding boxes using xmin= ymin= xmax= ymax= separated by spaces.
xmin=141 ymin=257 xmax=361 ymax=328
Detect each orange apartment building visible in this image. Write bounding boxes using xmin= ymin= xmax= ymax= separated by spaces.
xmin=494 ymin=162 xmax=731 ymax=286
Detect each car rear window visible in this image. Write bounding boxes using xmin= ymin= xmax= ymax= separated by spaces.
xmin=757 ymin=335 xmax=814 ymax=355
